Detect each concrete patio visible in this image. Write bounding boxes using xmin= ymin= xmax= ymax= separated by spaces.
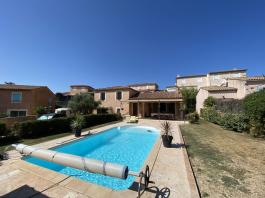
xmin=0 ymin=120 xmax=199 ymax=198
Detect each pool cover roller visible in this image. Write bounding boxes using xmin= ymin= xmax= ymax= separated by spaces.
xmin=12 ymin=144 xmax=129 ymax=179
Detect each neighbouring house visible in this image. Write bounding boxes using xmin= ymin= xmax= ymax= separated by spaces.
xmin=196 ymin=86 xmax=238 ymax=113
xmin=176 ymin=69 xmax=247 ymax=89
xmin=128 ymin=83 xmax=158 ymax=92
xmin=56 ymin=85 xmax=94 ymax=107
xmin=94 ymin=83 xmax=184 ymax=120
xmin=196 ymin=76 xmax=265 ymax=113
xmin=227 ymin=76 xmax=265 ymax=99
xmin=0 ymin=84 xmax=55 ymax=117
xmin=166 ymin=85 xmax=177 ymax=92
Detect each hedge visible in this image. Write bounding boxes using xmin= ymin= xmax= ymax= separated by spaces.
xmin=13 ymin=114 xmax=121 ymax=138
xmin=243 ymin=89 xmax=265 ymax=137
xmin=186 ymin=112 xmax=199 ymax=124
xmin=13 ymin=117 xmax=73 ymax=138
xmin=83 ymin=114 xmax=121 ymax=128
xmin=201 ymin=108 xmax=248 ymax=132
xmin=201 ymin=90 xmax=265 ymax=137
xmin=201 ymin=107 xmax=222 ymax=125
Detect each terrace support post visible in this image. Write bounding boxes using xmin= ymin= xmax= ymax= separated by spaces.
xmin=137 ymin=101 xmax=140 ymax=118
xmin=158 ymin=100 xmax=160 ymax=120
xmin=142 ymin=102 xmax=145 ymax=118
xmin=174 ymin=102 xmax=177 ymax=120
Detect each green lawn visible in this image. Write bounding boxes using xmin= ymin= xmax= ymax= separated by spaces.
xmin=180 ymin=120 xmax=265 ymax=198
xmin=0 ymin=120 xmax=121 ymax=153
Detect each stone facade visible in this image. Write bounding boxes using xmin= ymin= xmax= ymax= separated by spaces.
xmin=128 ymin=83 xmax=158 ymax=92
xmin=196 ymin=88 xmax=237 ymax=113
xmin=68 ymin=85 xmax=94 ymax=95
xmin=196 ymin=76 xmax=265 ymax=113
xmin=94 ymin=87 xmax=138 ymax=116
xmin=227 ymin=78 xmax=265 ymax=99
xmin=177 ymin=69 xmax=247 ymax=89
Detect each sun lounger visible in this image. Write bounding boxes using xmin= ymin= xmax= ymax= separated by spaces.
xmin=127 ymin=116 xmax=139 ymax=123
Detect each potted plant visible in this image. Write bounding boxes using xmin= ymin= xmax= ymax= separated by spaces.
xmin=161 ymin=121 xmax=173 ymax=147
xmin=71 ymin=114 xmax=85 ymax=137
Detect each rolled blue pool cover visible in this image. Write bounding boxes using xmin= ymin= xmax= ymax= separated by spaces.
xmin=12 ymin=144 xmax=129 ymax=179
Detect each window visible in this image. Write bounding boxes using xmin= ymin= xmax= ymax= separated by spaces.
xmin=11 ymin=92 xmax=22 ymax=103
xmin=100 ymin=92 xmax=106 ymax=101
xmin=116 ymin=91 xmax=122 ymax=100
xmin=9 ymin=110 xmax=26 ymax=117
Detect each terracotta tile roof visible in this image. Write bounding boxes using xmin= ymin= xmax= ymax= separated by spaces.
xmin=95 ymin=86 xmax=135 ymax=92
xmin=128 ymin=83 xmax=158 ymax=87
xmin=0 ymin=84 xmax=44 ymax=90
xmin=208 ymin=69 xmax=247 ymax=75
xmin=176 ymin=74 xmax=206 ymax=79
xmin=177 ymin=69 xmax=247 ymax=79
xmin=129 ymin=91 xmax=182 ymax=100
xmin=201 ymin=86 xmax=237 ymax=91
xmin=70 ymin=85 xmax=94 ymax=90
xmin=227 ymin=76 xmax=265 ymax=81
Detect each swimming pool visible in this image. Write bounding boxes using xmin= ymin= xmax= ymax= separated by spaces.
xmin=24 ymin=125 xmax=159 ymax=190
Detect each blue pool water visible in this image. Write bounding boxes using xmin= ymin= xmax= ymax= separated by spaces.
xmin=24 ymin=125 xmax=159 ymax=190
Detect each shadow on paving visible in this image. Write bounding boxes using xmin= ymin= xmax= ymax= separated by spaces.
xmin=2 ymin=185 xmax=49 ymax=198
xmin=170 ymin=143 xmax=185 ymax=149
xmin=129 ymin=181 xmax=171 ymax=198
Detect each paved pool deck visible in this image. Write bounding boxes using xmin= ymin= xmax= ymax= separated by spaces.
xmin=0 ymin=119 xmax=200 ymax=198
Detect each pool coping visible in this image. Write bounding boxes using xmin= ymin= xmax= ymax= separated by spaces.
xmin=3 ymin=120 xmax=200 ymax=198
xmin=13 ymin=122 xmax=163 ymax=197
xmin=178 ymin=124 xmax=201 ymax=198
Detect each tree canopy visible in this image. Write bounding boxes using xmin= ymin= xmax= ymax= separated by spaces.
xmin=203 ymin=96 xmax=216 ymax=108
xmin=68 ymin=93 xmax=100 ymax=114
xmin=180 ymin=88 xmax=198 ymax=114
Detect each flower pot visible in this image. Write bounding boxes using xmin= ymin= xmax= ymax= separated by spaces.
xmin=161 ymin=135 xmax=173 ymax=148
xmin=74 ymin=129 xmax=82 ymax=137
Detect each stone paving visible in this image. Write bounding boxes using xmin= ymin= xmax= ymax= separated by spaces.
xmin=1 ymin=120 xmax=200 ymax=198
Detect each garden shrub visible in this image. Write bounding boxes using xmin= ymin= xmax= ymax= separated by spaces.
xmin=220 ymin=113 xmax=248 ymax=132
xmin=201 ymin=107 xmax=222 ymax=124
xmin=203 ymin=96 xmax=216 ymax=108
xmin=12 ymin=114 xmax=121 ymax=138
xmin=35 ymin=106 xmax=48 ymax=117
xmin=186 ymin=112 xmax=199 ymax=123
xmin=243 ymin=90 xmax=265 ymax=137
xmin=201 ymin=108 xmax=248 ymax=132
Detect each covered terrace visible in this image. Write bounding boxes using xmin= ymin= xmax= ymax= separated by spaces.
xmin=129 ymin=91 xmax=184 ymax=120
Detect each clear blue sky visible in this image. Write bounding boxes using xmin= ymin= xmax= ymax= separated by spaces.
xmin=0 ymin=0 xmax=264 ymax=92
